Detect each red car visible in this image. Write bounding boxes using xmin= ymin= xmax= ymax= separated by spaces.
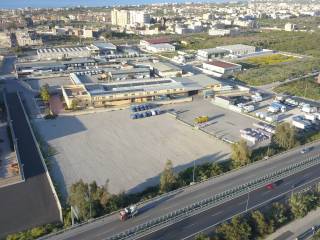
xmin=266 ymin=183 xmax=274 ymax=190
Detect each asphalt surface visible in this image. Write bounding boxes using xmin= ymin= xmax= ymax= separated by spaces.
xmin=0 ymin=92 xmax=60 ymax=238
xmin=44 ymin=142 xmax=320 ymax=240
xmin=138 ymin=162 xmax=320 ymax=240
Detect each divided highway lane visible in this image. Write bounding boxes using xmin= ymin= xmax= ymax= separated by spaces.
xmin=45 ymin=142 xmax=320 ymax=240
xmin=138 ymin=161 xmax=320 ymax=240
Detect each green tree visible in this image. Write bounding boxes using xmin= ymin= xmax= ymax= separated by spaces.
xmin=68 ymin=179 xmax=91 ymax=220
xmin=231 ymin=139 xmax=251 ymax=168
xmin=160 ymin=159 xmax=178 ymax=193
xmin=210 ymin=163 xmax=223 ymax=177
xmin=70 ymin=99 xmax=78 ymax=110
xmin=289 ymin=193 xmax=318 ymax=219
xmin=273 ymin=122 xmax=298 ymax=150
xmin=40 ymin=84 xmax=51 ymax=102
xmin=312 ymin=229 xmax=320 ymax=240
xmin=270 ymin=202 xmax=288 ymax=227
xmin=195 ymin=233 xmax=210 ymax=240
xmin=216 ymin=216 xmax=252 ymax=240
xmin=250 ymin=210 xmax=273 ymax=237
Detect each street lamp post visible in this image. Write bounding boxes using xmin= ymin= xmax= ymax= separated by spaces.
xmin=192 ymin=159 xmax=196 ymax=184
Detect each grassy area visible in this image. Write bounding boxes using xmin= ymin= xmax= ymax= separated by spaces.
xmin=174 ymin=31 xmax=320 ymax=58
xmin=274 ymin=77 xmax=320 ymax=100
xmin=158 ymin=52 xmax=179 ymax=59
xmin=236 ymin=58 xmax=320 ymax=86
xmin=241 ymin=54 xmax=296 ymax=66
xmin=258 ymin=16 xmax=320 ymax=31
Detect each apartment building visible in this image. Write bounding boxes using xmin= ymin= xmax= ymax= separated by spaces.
xmin=15 ymin=31 xmax=42 ymax=47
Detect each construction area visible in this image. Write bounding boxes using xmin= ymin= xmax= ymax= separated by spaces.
xmin=35 ymin=108 xmax=231 ymax=197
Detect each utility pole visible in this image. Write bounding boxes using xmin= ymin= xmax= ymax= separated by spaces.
xmin=192 ymin=159 xmax=196 ymax=184
xmin=88 ymin=185 xmax=92 ymax=219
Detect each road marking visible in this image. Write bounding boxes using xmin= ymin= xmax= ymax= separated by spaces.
xmin=303 ymin=173 xmax=312 ymax=178
xmin=180 ymin=174 xmax=320 ymax=240
xmin=211 ymin=211 xmax=223 ymax=217
xmin=283 ymin=181 xmax=293 ymax=186
xmin=236 ymin=201 xmax=246 ymax=206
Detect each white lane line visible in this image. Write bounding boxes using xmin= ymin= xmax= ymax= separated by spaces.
xmin=211 ymin=211 xmax=223 ymax=217
xmin=283 ymin=181 xmax=293 ymax=186
xmin=236 ymin=201 xmax=246 ymax=206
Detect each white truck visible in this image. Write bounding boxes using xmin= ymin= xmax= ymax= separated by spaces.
xmin=119 ymin=205 xmax=138 ymax=221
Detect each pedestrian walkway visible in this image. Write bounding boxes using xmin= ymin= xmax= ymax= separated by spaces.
xmin=265 ymin=207 xmax=320 ymax=240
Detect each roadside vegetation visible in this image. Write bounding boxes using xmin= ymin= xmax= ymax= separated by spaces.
xmin=6 ymin=121 xmax=320 ymax=239
xmin=194 ymin=189 xmax=320 ymax=240
xmin=274 ymin=77 xmax=320 ymax=101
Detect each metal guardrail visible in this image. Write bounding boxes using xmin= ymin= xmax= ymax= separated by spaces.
xmin=107 ymin=154 xmax=320 ymax=240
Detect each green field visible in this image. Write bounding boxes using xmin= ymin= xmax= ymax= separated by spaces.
xmin=175 ymin=30 xmax=320 ymax=58
xmin=235 ymin=58 xmax=320 ymax=86
xmin=242 ymin=54 xmax=296 ymax=66
xmin=274 ymin=77 xmax=320 ymax=100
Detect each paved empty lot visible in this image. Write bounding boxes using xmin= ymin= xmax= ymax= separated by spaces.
xmin=35 ymin=110 xmax=230 ymax=197
xmin=165 ymin=99 xmax=259 ymax=143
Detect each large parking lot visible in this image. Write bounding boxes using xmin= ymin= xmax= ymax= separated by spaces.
xmin=35 ymin=109 xmax=230 ymax=197
xmin=165 ymin=99 xmax=260 ymax=143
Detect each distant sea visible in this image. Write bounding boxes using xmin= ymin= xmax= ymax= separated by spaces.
xmin=0 ymin=0 xmax=230 ymax=9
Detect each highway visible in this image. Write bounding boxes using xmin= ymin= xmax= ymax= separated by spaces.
xmin=138 ymin=163 xmax=320 ymax=240
xmin=43 ymin=141 xmax=320 ymax=240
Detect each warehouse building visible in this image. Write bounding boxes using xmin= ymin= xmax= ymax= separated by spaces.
xmin=140 ymin=37 xmax=172 ymax=47
xmin=37 ymin=45 xmax=99 ymax=60
xmin=151 ymin=62 xmax=182 ymax=77
xmin=15 ymin=58 xmax=98 ymax=77
xmin=71 ymin=67 xmax=151 ymax=82
xmin=217 ymin=44 xmax=256 ymax=58
xmin=91 ymin=42 xmax=117 ymax=55
xmin=197 ymin=48 xmax=229 ymax=61
xmin=62 ymin=77 xmax=202 ymax=108
xmin=145 ymin=43 xmax=175 ymax=53
xmin=202 ymin=60 xmax=242 ymax=77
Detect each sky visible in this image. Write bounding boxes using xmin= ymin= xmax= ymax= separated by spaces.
xmin=0 ymin=0 xmax=230 ymax=9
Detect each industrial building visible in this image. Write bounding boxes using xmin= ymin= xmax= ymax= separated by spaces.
xmin=217 ymin=44 xmax=256 ymax=58
xmin=140 ymin=37 xmax=172 ymax=47
xmin=197 ymin=48 xmax=229 ymax=61
xmin=202 ymin=60 xmax=242 ymax=77
xmin=70 ymin=65 xmax=150 ymax=81
xmin=62 ymin=77 xmax=202 ymax=108
xmin=37 ymin=45 xmax=98 ymax=60
xmin=15 ymin=58 xmax=98 ymax=77
xmin=145 ymin=43 xmax=175 ymax=53
xmin=150 ymin=62 xmax=182 ymax=77
xmin=91 ymin=42 xmax=117 ymax=55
